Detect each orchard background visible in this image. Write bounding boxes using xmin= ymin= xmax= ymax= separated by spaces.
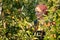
xmin=0 ymin=0 xmax=60 ymax=40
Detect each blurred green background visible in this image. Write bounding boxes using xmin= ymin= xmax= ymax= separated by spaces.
xmin=0 ymin=0 xmax=60 ymax=40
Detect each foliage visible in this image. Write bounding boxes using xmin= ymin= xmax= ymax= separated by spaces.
xmin=0 ymin=0 xmax=60 ymax=40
